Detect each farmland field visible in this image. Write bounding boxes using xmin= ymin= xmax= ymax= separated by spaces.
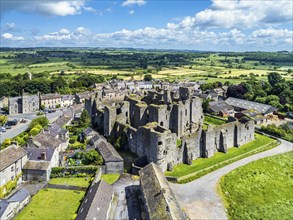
xmin=219 ymin=151 xmax=293 ymax=220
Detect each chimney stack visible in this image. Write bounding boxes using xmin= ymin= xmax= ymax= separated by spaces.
xmin=41 ymin=151 xmax=46 ymax=160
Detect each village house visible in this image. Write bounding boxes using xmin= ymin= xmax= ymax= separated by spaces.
xmin=40 ymin=93 xmax=62 ymax=109
xmin=0 ymin=189 xmax=30 ymax=220
xmin=76 ymin=180 xmax=114 ymax=220
xmin=75 ymin=92 xmax=94 ymax=104
xmin=0 ymin=145 xmax=28 ymax=192
xmin=22 ymin=147 xmax=59 ymax=182
xmin=61 ymin=95 xmax=74 ymax=107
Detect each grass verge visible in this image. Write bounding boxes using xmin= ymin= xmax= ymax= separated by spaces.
xmin=15 ymin=188 xmax=85 ymax=220
xmin=165 ymin=134 xmax=279 ymax=183
xmin=219 ymin=151 xmax=293 ymax=220
xmin=101 ymin=174 xmax=120 ymax=185
xmin=48 ymin=177 xmax=91 ymax=187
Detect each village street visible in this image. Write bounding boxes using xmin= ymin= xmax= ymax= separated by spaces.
xmin=170 ymin=139 xmax=293 ymax=220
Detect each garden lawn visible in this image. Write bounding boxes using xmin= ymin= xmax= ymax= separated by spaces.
xmin=219 ymin=151 xmax=293 ymax=220
xmin=15 ymin=188 xmax=85 ymax=220
xmin=101 ymin=174 xmax=120 ymax=185
xmin=48 ymin=177 xmax=91 ymax=187
xmin=165 ymin=134 xmax=276 ymax=179
xmin=204 ymin=115 xmax=226 ymax=125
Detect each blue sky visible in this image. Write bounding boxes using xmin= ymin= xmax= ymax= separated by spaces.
xmin=1 ymin=0 xmax=292 ymax=51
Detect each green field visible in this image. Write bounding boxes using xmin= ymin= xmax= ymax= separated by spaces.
xmin=15 ymin=188 xmax=85 ymax=220
xmin=101 ymin=174 xmax=120 ymax=185
xmin=165 ymin=134 xmax=277 ymax=182
xmin=219 ymin=151 xmax=293 ymax=220
xmin=48 ymin=177 xmax=91 ymax=187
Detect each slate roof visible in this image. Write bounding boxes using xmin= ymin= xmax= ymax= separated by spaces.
xmin=225 ymin=97 xmax=276 ymax=115
xmin=40 ymin=93 xmax=61 ymax=100
xmin=95 ymin=140 xmax=123 ymax=163
xmin=0 ymin=145 xmax=27 ymax=171
xmin=61 ymin=95 xmax=73 ymax=101
xmin=83 ymin=127 xmax=96 ymax=137
xmin=76 ymin=180 xmax=113 ymax=220
xmin=139 ymin=163 xmax=185 ymax=220
xmin=22 ymin=161 xmax=50 ymax=171
xmin=8 ymin=189 xmax=30 ymax=203
xmin=32 ymin=132 xmax=62 ymax=149
xmin=0 ymin=200 xmax=10 ymax=217
xmin=209 ymin=101 xmax=234 ymax=113
xmin=26 ymin=147 xmax=56 ymax=162
xmin=90 ymin=135 xmax=104 ymax=145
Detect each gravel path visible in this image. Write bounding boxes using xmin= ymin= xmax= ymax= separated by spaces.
xmin=170 ymin=139 xmax=292 ymax=220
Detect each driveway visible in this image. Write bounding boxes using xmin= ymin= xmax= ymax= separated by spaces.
xmin=170 ymin=139 xmax=293 ymax=220
xmin=110 ymin=174 xmax=140 ymax=220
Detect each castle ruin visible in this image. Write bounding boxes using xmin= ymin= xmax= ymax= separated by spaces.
xmin=85 ymin=86 xmax=254 ymax=172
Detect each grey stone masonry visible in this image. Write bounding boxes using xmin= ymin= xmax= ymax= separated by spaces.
xmin=85 ymin=85 xmax=255 ymax=172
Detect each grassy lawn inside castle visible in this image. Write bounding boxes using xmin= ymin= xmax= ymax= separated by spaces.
xmin=219 ymin=151 xmax=293 ymax=220
xmin=165 ymin=134 xmax=278 ymax=183
xmin=15 ymin=188 xmax=85 ymax=220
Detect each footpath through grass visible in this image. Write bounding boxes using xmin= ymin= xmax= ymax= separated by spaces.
xmin=48 ymin=177 xmax=92 ymax=187
xmin=165 ymin=134 xmax=278 ymax=183
xmin=219 ymin=151 xmax=293 ymax=220
xmin=15 ymin=188 xmax=85 ymax=220
xmin=101 ymin=174 xmax=120 ymax=185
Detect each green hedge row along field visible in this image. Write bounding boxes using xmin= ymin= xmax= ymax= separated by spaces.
xmin=219 ymin=151 xmax=293 ymax=220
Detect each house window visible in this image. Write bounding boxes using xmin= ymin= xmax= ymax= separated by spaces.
xmin=11 ymin=166 xmax=14 ymax=172
xmin=11 ymin=176 xmax=14 ymax=181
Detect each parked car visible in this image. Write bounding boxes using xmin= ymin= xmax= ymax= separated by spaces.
xmin=4 ymin=125 xmax=11 ymax=129
xmin=20 ymin=119 xmax=28 ymax=123
xmin=0 ymin=127 xmax=6 ymax=132
xmin=7 ymin=119 xmax=18 ymax=126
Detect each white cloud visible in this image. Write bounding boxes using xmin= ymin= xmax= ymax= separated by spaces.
xmin=1 ymin=0 xmax=95 ymax=16
xmin=122 ymin=0 xmax=146 ymax=7
xmin=34 ymin=27 xmax=93 ymax=44
xmin=4 ymin=22 xmax=16 ymax=30
xmin=129 ymin=10 xmax=135 ymax=15
xmin=177 ymin=0 xmax=293 ymax=29
xmin=1 ymin=33 xmax=24 ymax=41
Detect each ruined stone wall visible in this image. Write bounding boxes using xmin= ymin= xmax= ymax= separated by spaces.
xmin=104 ymin=106 xmax=116 ymax=137
xmin=201 ymin=120 xmax=255 ymax=158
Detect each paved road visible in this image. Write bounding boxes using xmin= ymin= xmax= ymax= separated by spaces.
xmin=0 ymin=110 xmax=63 ymax=144
xmin=170 ymin=139 xmax=293 ymax=220
xmin=0 ymin=120 xmax=31 ymax=144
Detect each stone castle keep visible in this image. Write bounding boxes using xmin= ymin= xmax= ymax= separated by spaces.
xmin=85 ymin=87 xmax=255 ymax=172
